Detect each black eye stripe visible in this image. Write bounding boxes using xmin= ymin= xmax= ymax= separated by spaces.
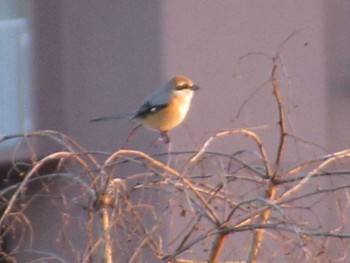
xmin=176 ymin=83 xmax=189 ymax=90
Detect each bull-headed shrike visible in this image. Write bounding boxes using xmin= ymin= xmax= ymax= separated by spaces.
xmin=90 ymin=76 xmax=199 ymax=143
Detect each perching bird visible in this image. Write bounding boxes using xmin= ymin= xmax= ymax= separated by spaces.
xmin=90 ymin=76 xmax=199 ymax=143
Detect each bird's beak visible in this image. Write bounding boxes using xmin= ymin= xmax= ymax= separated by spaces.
xmin=190 ymin=85 xmax=200 ymax=91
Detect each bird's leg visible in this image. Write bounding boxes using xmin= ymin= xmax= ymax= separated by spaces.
xmin=160 ymin=131 xmax=170 ymax=144
xmin=148 ymin=131 xmax=170 ymax=148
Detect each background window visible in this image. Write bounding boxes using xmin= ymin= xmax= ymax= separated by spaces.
xmin=0 ymin=0 xmax=31 ymax=145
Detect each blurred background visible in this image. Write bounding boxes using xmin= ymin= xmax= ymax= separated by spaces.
xmin=1 ymin=0 xmax=350 ymax=261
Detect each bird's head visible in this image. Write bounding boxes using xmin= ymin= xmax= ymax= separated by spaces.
xmin=166 ymin=76 xmax=200 ymax=94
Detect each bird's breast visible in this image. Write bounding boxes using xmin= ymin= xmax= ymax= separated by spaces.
xmin=137 ymin=90 xmax=193 ymax=132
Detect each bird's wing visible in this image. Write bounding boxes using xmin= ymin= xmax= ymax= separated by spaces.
xmin=132 ymin=88 xmax=171 ymax=119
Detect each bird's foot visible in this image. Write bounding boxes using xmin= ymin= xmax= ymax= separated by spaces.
xmin=160 ymin=131 xmax=170 ymax=144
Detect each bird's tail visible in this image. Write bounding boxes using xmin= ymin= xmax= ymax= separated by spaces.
xmin=89 ymin=113 xmax=132 ymax=123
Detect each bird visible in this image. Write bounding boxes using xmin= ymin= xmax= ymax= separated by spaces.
xmin=90 ymin=76 xmax=199 ymax=143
